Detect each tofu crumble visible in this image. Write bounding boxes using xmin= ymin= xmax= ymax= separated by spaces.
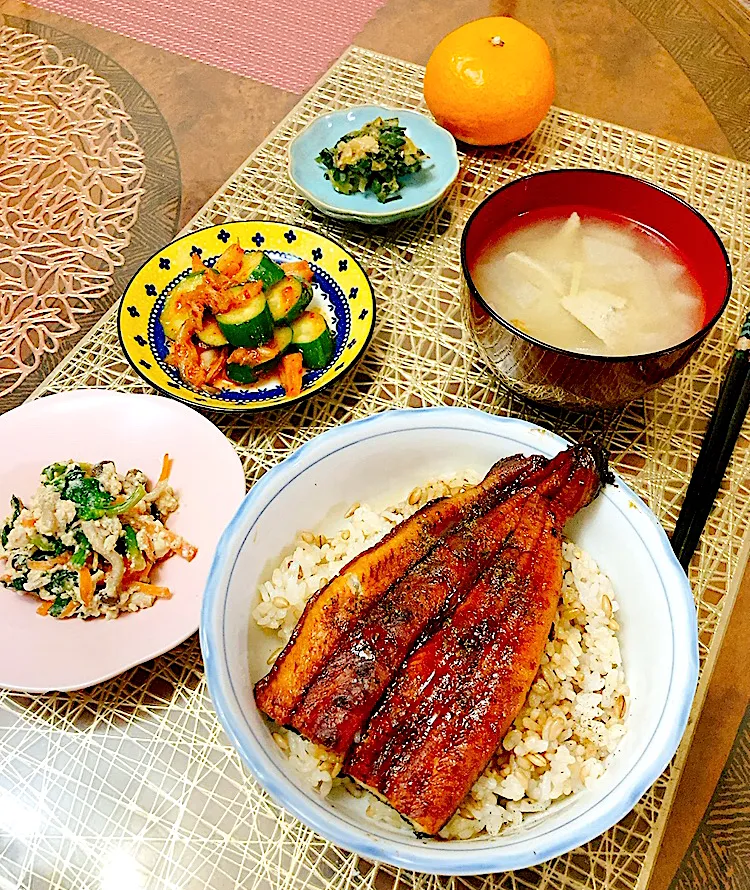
xmin=0 ymin=457 xmax=196 ymax=619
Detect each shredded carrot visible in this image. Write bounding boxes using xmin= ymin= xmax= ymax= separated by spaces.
xmin=279 ymin=352 xmax=304 ymax=399
xmin=158 ymin=453 xmax=173 ymax=484
xmin=59 ymin=601 xmax=78 ymax=619
xmin=28 ymin=554 xmax=69 ymax=571
xmin=79 ymin=567 xmax=94 ymax=608
xmin=21 ymin=517 xmax=36 ymax=528
xmin=133 ymin=582 xmax=172 ymax=599
xmin=181 ymin=542 xmax=198 ymax=562
xmin=36 ymin=600 xmax=53 ymax=616
xmin=138 ymin=562 xmax=154 ymax=581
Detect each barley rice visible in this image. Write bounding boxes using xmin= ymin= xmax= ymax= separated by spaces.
xmin=252 ymin=471 xmax=628 ymax=838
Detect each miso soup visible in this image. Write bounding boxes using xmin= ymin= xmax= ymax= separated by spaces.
xmin=471 ymin=207 xmax=706 ymax=356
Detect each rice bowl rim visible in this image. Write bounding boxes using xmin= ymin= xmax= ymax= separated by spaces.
xmin=200 ymin=407 xmax=698 ymax=875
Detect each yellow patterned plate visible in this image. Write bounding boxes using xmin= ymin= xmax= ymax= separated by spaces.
xmin=118 ymin=222 xmax=376 ymax=412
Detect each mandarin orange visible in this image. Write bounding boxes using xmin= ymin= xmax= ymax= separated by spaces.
xmin=423 ymin=17 xmax=555 ymax=146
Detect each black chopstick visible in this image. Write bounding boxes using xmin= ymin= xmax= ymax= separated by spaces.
xmin=671 ymin=311 xmax=750 ymax=569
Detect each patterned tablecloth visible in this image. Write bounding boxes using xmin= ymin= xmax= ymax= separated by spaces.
xmin=1 ymin=45 xmax=749 ymax=890
xmin=28 ymin=0 xmax=389 ymax=92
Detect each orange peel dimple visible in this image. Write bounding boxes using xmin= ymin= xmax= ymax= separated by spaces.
xmin=424 ymin=16 xmax=555 ymax=147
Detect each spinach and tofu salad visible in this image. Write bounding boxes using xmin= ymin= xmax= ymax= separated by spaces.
xmin=160 ymin=241 xmax=335 ymax=397
xmin=316 ymin=116 xmax=428 ymax=203
xmin=0 ymin=456 xmax=196 ymax=620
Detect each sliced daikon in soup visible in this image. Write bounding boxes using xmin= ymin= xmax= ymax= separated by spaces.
xmin=505 ymin=251 xmax=566 ymax=297
xmin=582 ymin=235 xmax=647 ymax=279
xmin=472 ymin=209 xmax=705 ymax=356
xmin=561 ymin=289 xmax=628 ymax=347
xmin=540 ymin=210 xmax=583 ymax=263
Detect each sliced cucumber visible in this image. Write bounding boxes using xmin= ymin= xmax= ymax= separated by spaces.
xmin=266 ymin=276 xmax=313 ymax=324
xmin=196 ymin=315 xmax=229 ymax=347
xmin=160 ymin=273 xmax=204 ymax=340
xmin=237 ymin=251 xmax=285 ymax=289
xmin=227 ymin=326 xmax=292 ymax=374
xmin=251 ymin=327 xmax=293 ymax=373
xmin=225 ymin=364 xmax=258 ymax=384
xmin=216 ymin=288 xmax=274 ymax=347
xmin=291 ymin=311 xmax=334 ymax=369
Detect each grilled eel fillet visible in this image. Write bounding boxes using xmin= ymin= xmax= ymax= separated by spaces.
xmin=271 ymin=445 xmax=604 ymax=756
xmin=254 ymin=452 xmax=546 ymax=725
xmin=345 ymin=444 xmax=605 ymax=834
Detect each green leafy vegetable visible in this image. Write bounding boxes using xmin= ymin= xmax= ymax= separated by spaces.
xmin=316 ymin=116 xmax=428 ymax=204
xmin=69 ymin=531 xmax=91 ymax=568
xmin=105 ymin=485 xmax=145 ymax=518
xmin=40 ymin=462 xmax=145 ymax=520
xmin=122 ymin=525 xmax=145 ymax=571
xmin=47 ymin=570 xmax=77 ymax=595
xmin=8 ymin=554 xmax=29 ymax=590
xmin=1 ymin=495 xmax=21 ymax=548
xmin=29 ymin=534 xmax=68 ymax=557
xmin=10 ymin=553 xmax=28 ymax=572
xmin=63 ymin=473 xmax=116 ymax=520
xmin=48 ymin=594 xmax=72 ymax=617
xmin=41 ymin=463 xmax=70 ymax=491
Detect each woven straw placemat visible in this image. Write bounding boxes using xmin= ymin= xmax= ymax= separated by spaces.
xmin=1 ymin=46 xmax=749 ymax=890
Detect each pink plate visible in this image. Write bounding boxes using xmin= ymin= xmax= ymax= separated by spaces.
xmin=0 ymin=389 xmax=246 ymax=692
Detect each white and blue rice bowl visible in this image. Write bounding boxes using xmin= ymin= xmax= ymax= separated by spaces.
xmin=200 ymin=407 xmax=697 ymax=874
xmin=288 ymin=105 xmax=460 ymax=225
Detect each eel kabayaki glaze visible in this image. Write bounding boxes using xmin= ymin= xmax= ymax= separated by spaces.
xmin=345 ymin=444 xmax=606 ymax=833
xmin=265 ymin=445 xmax=606 ymax=759
xmin=254 ymin=452 xmax=546 ymax=725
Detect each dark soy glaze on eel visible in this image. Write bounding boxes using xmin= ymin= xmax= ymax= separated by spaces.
xmin=254 ymin=452 xmax=546 ymax=724
xmin=286 ymin=487 xmax=535 ymax=753
xmin=349 ymin=508 xmax=561 ymax=834
xmin=345 ymin=492 xmax=553 ymax=790
xmin=345 ymin=446 xmax=603 ymax=834
xmin=286 ymin=445 xmax=602 ymax=756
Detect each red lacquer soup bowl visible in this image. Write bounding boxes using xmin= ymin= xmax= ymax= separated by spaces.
xmin=461 ymin=169 xmax=732 ymax=410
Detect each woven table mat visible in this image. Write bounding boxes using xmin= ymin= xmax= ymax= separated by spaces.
xmin=2 ymin=46 xmax=750 ymax=890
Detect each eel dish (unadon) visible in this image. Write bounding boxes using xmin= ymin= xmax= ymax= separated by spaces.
xmin=254 ymin=443 xmax=609 ymax=835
